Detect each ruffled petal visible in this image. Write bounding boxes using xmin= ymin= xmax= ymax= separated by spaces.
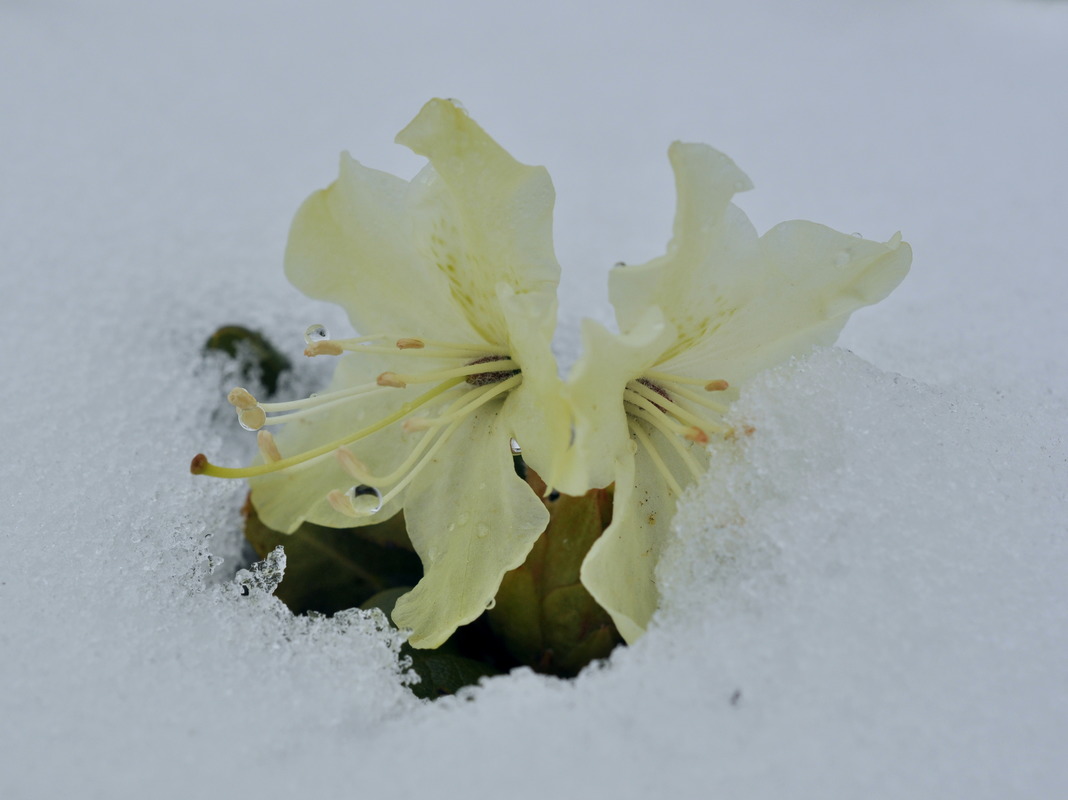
xmin=609 ymin=142 xmax=911 ymax=381
xmin=580 ymin=423 xmax=688 ymax=643
xmin=554 ymin=307 xmax=676 ymax=496
xmin=392 ymin=401 xmax=550 ymax=648
xmin=493 ymin=284 xmax=571 ymax=488
xmin=284 ymin=154 xmax=477 ymax=343
xmin=609 ymin=142 xmax=756 ymax=339
xmin=662 ymin=226 xmax=911 ymax=380
xmin=397 ymin=98 xmax=560 ymax=346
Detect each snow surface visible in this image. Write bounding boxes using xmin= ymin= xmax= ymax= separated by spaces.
xmin=3 ymin=0 xmax=1067 ymax=797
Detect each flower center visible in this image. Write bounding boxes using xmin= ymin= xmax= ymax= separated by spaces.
xmin=465 ymin=355 xmax=522 ymax=386
xmin=622 ymin=371 xmax=732 ymax=497
xmin=191 ymin=330 xmax=524 ymax=518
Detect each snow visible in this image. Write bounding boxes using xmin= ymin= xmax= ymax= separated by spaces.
xmin=2 ymin=0 xmax=1067 ymax=797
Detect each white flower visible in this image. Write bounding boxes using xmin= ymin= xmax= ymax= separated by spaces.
xmin=194 ymin=99 xmax=571 ymax=648
xmin=555 ymin=142 xmax=912 ymax=642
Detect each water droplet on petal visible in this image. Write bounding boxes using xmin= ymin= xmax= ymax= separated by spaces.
xmin=485 ymin=598 xmax=496 ymax=610
xmin=509 ymin=437 xmax=522 ymax=455
xmin=346 ymin=484 xmax=382 ymax=515
xmin=238 ymin=405 xmax=266 ymax=431
xmin=851 ymin=231 xmax=863 ymax=238
xmin=304 ymin=324 xmax=329 ymax=344
xmin=476 ymin=523 xmax=489 ymax=538
xmin=834 ymin=250 xmax=851 ymax=268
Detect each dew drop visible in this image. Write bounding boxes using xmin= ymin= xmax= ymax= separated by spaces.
xmin=834 ymin=250 xmax=851 ymax=268
xmin=485 ymin=598 xmax=497 ymax=610
xmin=476 ymin=523 xmax=489 ymax=538
xmin=458 ymin=512 xmax=470 ymax=526
xmin=509 ymin=437 xmax=522 ymax=455
xmin=238 ymin=405 xmax=266 ymax=431
xmin=346 ymin=484 xmax=382 ymax=515
xmin=851 ymin=231 xmax=863 ymax=238
xmin=304 ymin=324 xmax=329 ymax=344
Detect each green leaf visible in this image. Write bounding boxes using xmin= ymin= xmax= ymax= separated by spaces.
xmin=244 ymin=503 xmax=421 ymax=616
xmin=487 ymin=485 xmax=622 ymax=677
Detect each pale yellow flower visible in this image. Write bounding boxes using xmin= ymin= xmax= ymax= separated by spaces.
xmin=555 ymin=143 xmax=912 ymax=642
xmin=194 ymin=99 xmax=570 ymax=648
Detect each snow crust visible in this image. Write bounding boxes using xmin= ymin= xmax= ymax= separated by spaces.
xmin=3 ymin=1 xmax=1067 ymax=797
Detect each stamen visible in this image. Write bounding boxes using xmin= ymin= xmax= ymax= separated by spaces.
xmin=350 ymin=378 xmax=520 ymax=486
xmin=257 ymin=382 xmax=387 ymax=413
xmin=191 ymin=377 xmax=466 ymax=478
xmin=377 ymin=372 xmax=407 ymax=388
xmin=257 ymin=430 xmax=282 ymax=463
xmin=630 ymin=424 xmax=684 ymax=497
xmin=624 ymin=390 xmax=708 ymax=440
xmin=683 ymin=427 xmax=709 ymax=445
xmin=409 ymin=375 xmax=521 ymax=429
xmin=335 ymin=447 xmax=369 ymax=482
xmin=644 ymin=370 xmax=722 ymax=388
xmin=627 ymin=381 xmax=728 ymax=434
xmin=705 ymin=379 xmax=729 ymax=392
xmin=375 ymin=417 xmax=464 ymax=506
xmin=661 ymin=383 xmax=730 ymax=416
xmin=304 ymin=341 xmax=345 ymax=357
xmin=327 ymin=489 xmax=362 ymax=518
xmin=227 ymin=387 xmax=258 ymax=410
xmin=626 ymin=405 xmax=706 ymax=482
xmin=388 ymin=359 xmax=518 ymax=387
xmin=396 ymin=338 xmax=424 ymax=349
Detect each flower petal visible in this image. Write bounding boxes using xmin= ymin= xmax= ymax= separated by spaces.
xmin=608 ymin=142 xmax=755 ymax=338
xmin=392 ymin=401 xmax=550 ymax=648
xmin=284 ymin=154 xmax=477 ymax=343
xmin=396 ymin=98 xmax=561 ymax=345
xmin=554 ymin=306 xmax=676 ymax=496
xmin=662 ymin=225 xmax=912 ymax=380
xmin=580 ymin=424 xmax=687 ymax=643
xmin=609 ymin=142 xmax=911 ymax=381
xmin=493 ymin=283 xmax=571 ymax=487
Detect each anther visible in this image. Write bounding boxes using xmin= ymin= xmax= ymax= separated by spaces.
xmin=190 ymin=453 xmax=208 ymax=474
xmin=335 ymin=447 xmax=370 ymax=481
xmin=228 ymin=387 xmax=258 ymax=410
xmin=683 ymin=426 xmax=709 ymax=444
xmin=705 ymin=380 xmax=730 ymax=392
xmin=257 ymin=430 xmax=282 ymax=463
xmin=402 ymin=417 xmax=432 ymax=432
xmin=396 ymin=338 xmax=425 ymax=349
xmin=304 ymin=341 xmax=344 ymax=357
xmin=326 ymin=489 xmax=361 ymax=518
xmin=377 ymin=372 xmax=407 ymax=388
